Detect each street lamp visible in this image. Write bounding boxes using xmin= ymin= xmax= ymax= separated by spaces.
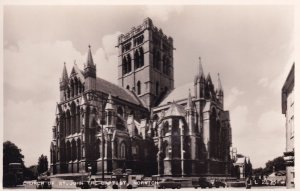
xmin=107 ymin=129 xmax=113 ymax=174
xmin=100 ymin=118 xmax=106 ymax=182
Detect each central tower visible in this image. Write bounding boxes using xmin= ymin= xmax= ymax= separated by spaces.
xmin=117 ymin=18 xmax=174 ymax=109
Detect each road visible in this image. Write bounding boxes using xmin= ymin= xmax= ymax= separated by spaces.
xmin=4 ymin=181 xmax=286 ymax=190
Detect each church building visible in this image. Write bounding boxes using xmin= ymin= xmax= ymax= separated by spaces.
xmin=50 ymin=18 xmax=232 ymax=177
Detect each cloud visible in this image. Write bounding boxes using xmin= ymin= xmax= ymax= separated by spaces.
xmin=258 ymin=78 xmax=269 ymax=87
xmin=102 ymin=31 xmax=122 ymax=56
xmin=96 ymin=32 xmax=122 ymax=84
xmin=230 ymin=105 xmax=249 ymax=138
xmin=4 ymin=32 xmax=119 ymax=166
xmin=258 ymin=110 xmax=285 ymax=135
xmin=4 ymin=99 xmax=54 ymax=167
xmin=269 ymin=49 xmax=294 ymax=92
xmin=143 ymin=6 xmax=183 ymax=22
xmin=224 ymin=87 xmax=244 ymax=109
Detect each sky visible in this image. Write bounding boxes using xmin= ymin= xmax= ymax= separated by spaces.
xmin=3 ymin=4 xmax=294 ymax=168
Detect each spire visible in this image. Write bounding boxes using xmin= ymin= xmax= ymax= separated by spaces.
xmin=217 ymin=73 xmax=223 ymax=92
xmin=61 ymin=62 xmax=68 ymax=82
xmin=216 ymin=73 xmax=223 ymax=96
xmin=87 ymin=44 xmax=94 ymax=67
xmin=186 ymin=89 xmax=193 ymax=111
xmin=206 ymin=73 xmax=212 ymax=81
xmin=194 ymin=57 xmax=205 ymax=84
xmin=198 ymin=57 xmax=204 ymax=77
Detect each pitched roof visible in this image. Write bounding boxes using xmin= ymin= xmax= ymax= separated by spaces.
xmin=96 ymin=77 xmax=143 ymax=106
xmin=164 ymin=101 xmax=185 ymax=118
xmin=159 ymin=82 xmax=194 ymax=106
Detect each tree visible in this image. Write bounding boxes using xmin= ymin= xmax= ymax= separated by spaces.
xmin=264 ymin=156 xmax=285 ymax=175
xmin=23 ymin=165 xmax=38 ymax=180
xmin=3 ymin=141 xmax=25 ymax=174
xmin=253 ymin=156 xmax=286 ymax=177
xmin=37 ymin=154 xmax=48 ymax=175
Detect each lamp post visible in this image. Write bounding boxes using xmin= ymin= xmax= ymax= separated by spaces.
xmin=100 ymin=118 xmax=106 ymax=182
xmin=107 ymin=129 xmax=113 ymax=174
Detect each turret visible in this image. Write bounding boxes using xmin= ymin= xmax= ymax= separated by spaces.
xmin=84 ymin=45 xmax=96 ymax=91
xmin=216 ymin=73 xmax=224 ymax=108
xmin=194 ymin=57 xmax=205 ymax=98
xmin=105 ymin=93 xmax=116 ymax=128
xmin=59 ymin=62 xmax=69 ymax=101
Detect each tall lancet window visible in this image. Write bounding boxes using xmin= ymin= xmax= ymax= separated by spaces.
xmin=120 ymin=142 xmax=126 ymax=159
xmin=139 ymin=48 xmax=144 ymax=67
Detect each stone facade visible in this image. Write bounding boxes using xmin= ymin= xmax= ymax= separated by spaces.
xmin=282 ymin=63 xmax=294 ymax=188
xmin=50 ymin=18 xmax=232 ymax=177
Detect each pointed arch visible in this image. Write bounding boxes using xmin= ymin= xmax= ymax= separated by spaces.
xmin=117 ymin=106 xmax=124 ymax=117
xmin=66 ymin=110 xmax=71 ymax=135
xmin=74 ymin=77 xmax=78 ymax=96
xmin=77 ymin=138 xmax=81 ymax=161
xmin=123 ymin=57 xmax=127 ymax=74
xmin=71 ymin=139 xmax=76 ymax=161
xmin=127 ymin=54 xmax=132 ymax=73
xmin=70 ymin=102 xmax=76 ymax=134
xmin=210 ymin=107 xmax=218 ymax=158
xmin=95 ymin=138 xmax=100 ymax=159
xmin=66 ymin=141 xmax=71 ymax=162
xmin=120 ymin=142 xmax=126 ymax=159
xmin=162 ymin=121 xmax=169 ymax=136
xmin=134 ymin=50 xmax=139 ymax=69
xmin=76 ymin=106 xmax=81 ymax=133
xmin=139 ymin=47 xmax=144 ymax=67
xmin=70 ymin=79 xmax=74 ymax=97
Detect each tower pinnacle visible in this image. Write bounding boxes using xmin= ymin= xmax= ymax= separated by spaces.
xmin=186 ymin=89 xmax=194 ymax=111
xmin=61 ymin=62 xmax=68 ymax=82
xmin=87 ymin=44 xmax=94 ymax=67
xmin=194 ymin=57 xmax=205 ymax=84
xmin=216 ymin=73 xmax=223 ymax=93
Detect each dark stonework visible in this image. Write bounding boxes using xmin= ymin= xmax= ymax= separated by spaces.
xmin=50 ymin=18 xmax=232 ymax=178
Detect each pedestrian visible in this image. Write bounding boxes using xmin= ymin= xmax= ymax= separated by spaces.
xmin=246 ymin=177 xmax=252 ymax=189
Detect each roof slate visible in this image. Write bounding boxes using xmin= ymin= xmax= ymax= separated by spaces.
xmin=164 ymin=101 xmax=186 ymax=118
xmin=96 ymin=77 xmax=142 ymax=106
xmin=159 ymin=82 xmax=194 ymax=106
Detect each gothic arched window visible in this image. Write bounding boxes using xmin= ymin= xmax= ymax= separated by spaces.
xmin=137 ymin=81 xmax=141 ymax=95
xmin=123 ymin=57 xmax=127 ymax=74
xmin=117 ymin=107 xmax=124 ymax=117
xmin=127 ymin=54 xmax=132 ymax=73
xmin=157 ymin=51 xmax=161 ymax=70
xmin=120 ymin=142 xmax=126 ymax=159
xmin=134 ymin=50 xmax=139 ymax=69
xmin=163 ymin=121 xmax=169 ymax=136
xmin=126 ymin=85 xmax=130 ymax=90
xmin=107 ymin=111 xmax=113 ymax=125
xmin=139 ymin=48 xmax=144 ymax=67
xmin=210 ymin=108 xmax=217 ymax=158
